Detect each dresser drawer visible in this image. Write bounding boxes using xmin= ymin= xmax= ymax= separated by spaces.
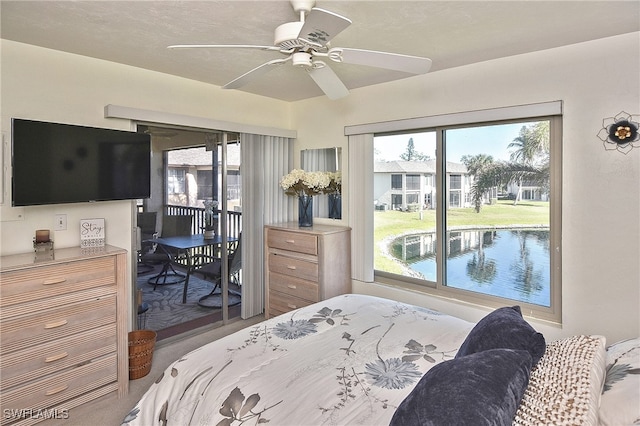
xmin=269 ymin=290 xmax=315 ymax=316
xmin=0 ymin=257 xmax=117 ymax=310
xmin=1 ymin=354 xmax=117 ymax=424
xmin=268 ymin=253 xmax=318 ymax=282
xmin=267 ymin=229 xmax=318 ymax=255
xmin=269 ymin=272 xmax=319 ymax=302
xmin=1 ymin=324 xmax=117 ymax=391
xmin=0 ymin=295 xmax=116 ymax=356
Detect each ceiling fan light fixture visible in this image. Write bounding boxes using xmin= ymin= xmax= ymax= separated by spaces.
xmin=293 ymin=52 xmax=313 ymax=68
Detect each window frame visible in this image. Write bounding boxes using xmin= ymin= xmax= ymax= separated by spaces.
xmin=373 ymin=114 xmax=562 ymax=323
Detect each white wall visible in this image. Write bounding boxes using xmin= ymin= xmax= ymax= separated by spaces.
xmin=291 ymin=33 xmax=640 ymax=345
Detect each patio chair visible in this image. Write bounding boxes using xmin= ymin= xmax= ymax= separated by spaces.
xmin=137 ymin=211 xmax=157 ymax=275
xmin=142 ymin=215 xmax=193 ymax=289
xmin=190 ymin=233 xmax=242 ymax=308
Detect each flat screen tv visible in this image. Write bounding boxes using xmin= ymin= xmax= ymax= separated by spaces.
xmin=12 ymin=118 xmax=151 ymax=206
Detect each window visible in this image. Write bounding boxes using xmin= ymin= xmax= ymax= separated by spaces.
xmin=407 ymin=193 xmax=419 ymax=204
xmin=448 ymin=191 xmax=460 ymax=208
xmin=372 ymin=115 xmax=561 ymax=321
xmin=197 ymin=169 xmax=213 ymax=200
xmin=406 ymin=174 xmax=420 ymax=190
xmin=167 ymin=168 xmax=186 ymax=194
xmin=391 ymin=174 xmax=402 ymax=189
xmin=391 ymin=194 xmax=403 ymax=210
xmin=450 ymin=175 xmax=461 ymax=190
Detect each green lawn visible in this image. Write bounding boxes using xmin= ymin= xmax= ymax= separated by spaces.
xmin=374 ymin=200 xmax=549 ymax=274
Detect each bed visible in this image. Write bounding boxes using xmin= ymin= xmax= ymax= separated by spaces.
xmin=122 ymin=294 xmax=640 ymax=426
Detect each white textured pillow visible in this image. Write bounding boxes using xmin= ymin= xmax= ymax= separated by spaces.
xmin=599 ymin=338 xmax=640 ymax=426
xmin=513 ymin=335 xmax=606 ymax=426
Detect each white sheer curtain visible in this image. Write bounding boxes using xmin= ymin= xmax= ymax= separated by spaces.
xmin=240 ymin=133 xmax=293 ymax=318
xmin=348 ymin=134 xmax=375 ymax=283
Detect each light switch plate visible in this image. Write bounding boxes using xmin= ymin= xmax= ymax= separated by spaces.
xmin=54 ymin=214 xmax=67 ymax=231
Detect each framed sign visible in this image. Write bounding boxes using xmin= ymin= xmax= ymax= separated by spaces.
xmin=80 ymin=218 xmax=105 ymax=248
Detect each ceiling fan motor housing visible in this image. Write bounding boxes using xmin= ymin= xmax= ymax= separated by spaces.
xmin=274 ymin=21 xmax=304 ymax=49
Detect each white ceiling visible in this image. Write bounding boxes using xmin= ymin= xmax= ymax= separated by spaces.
xmin=2 ymin=1 xmax=639 ymax=102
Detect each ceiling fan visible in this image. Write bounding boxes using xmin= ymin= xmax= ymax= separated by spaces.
xmin=168 ymin=0 xmax=432 ymax=100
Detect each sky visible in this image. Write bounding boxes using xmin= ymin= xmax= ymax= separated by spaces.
xmin=374 ymin=122 xmax=528 ymax=163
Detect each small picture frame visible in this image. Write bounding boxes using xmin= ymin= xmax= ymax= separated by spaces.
xmin=80 ymin=218 xmax=105 ymax=248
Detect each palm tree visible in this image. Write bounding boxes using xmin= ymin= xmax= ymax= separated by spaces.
xmin=461 ymin=153 xmax=494 ymax=176
xmin=461 ymin=154 xmax=495 ymax=213
xmin=465 ymin=122 xmax=550 ymax=213
xmin=507 ymin=122 xmax=550 ymax=205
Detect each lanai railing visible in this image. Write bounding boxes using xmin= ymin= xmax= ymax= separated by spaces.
xmin=165 ymin=205 xmax=242 ymax=238
xmin=164 ymin=204 xmax=242 ymax=263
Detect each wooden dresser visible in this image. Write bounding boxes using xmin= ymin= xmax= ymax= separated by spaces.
xmin=0 ymin=245 xmax=128 ymax=425
xmin=264 ymin=223 xmax=351 ymax=319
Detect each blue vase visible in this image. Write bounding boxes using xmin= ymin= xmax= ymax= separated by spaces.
xmin=298 ymin=195 xmax=313 ymax=227
xmin=328 ymin=193 xmax=342 ymax=219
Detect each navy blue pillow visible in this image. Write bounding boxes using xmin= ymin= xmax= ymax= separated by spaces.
xmin=389 ymin=348 xmax=532 ymax=426
xmin=456 ymin=306 xmax=546 ymax=365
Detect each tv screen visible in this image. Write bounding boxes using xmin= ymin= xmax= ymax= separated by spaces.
xmin=12 ymin=118 xmax=151 ymax=206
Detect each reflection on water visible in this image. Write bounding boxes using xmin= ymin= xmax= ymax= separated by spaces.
xmin=390 ymin=229 xmax=550 ymax=307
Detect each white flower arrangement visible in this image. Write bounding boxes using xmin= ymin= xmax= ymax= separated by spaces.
xmin=324 ymin=171 xmax=342 ymax=195
xmin=280 ymin=169 xmax=331 ymax=197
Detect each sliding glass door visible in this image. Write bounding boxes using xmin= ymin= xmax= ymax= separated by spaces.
xmin=137 ymin=129 xmax=242 ymax=340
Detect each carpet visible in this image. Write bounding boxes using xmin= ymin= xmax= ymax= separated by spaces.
xmin=137 ymin=269 xmax=241 ymax=333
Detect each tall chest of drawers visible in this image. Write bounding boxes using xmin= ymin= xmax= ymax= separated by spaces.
xmin=264 ymin=223 xmax=351 ymax=319
xmin=0 ymin=245 xmax=128 ymax=425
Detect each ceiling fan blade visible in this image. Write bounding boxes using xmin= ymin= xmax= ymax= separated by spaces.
xmin=330 ymin=48 xmax=432 ymax=74
xmin=223 ymin=57 xmax=290 ymax=90
xmin=168 ymin=44 xmax=282 ymax=51
xmin=298 ymin=8 xmax=352 ymax=47
xmin=307 ymin=61 xmax=349 ymax=100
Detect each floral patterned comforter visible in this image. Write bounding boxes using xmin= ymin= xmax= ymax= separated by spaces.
xmin=122 ymin=294 xmax=474 ymax=426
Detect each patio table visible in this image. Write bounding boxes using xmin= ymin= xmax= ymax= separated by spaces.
xmin=148 ymin=234 xmax=238 ymax=303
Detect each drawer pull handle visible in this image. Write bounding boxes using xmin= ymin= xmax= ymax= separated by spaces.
xmin=44 ymin=319 xmax=68 ymax=329
xmin=287 ymin=266 xmax=297 ymax=270
xmin=287 ymin=284 xmax=297 ymax=289
xmin=45 ymin=352 xmax=68 ymax=363
xmin=285 ymin=239 xmax=295 ymax=244
xmin=43 ymin=278 xmax=67 ymax=285
xmin=287 ymin=304 xmax=297 ymax=309
xmin=45 ymin=385 xmax=68 ymax=396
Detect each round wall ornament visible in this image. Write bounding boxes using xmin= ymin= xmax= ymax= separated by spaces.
xmin=597 ymin=111 xmax=640 ymax=154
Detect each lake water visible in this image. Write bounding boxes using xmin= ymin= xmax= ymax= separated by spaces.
xmin=390 ymin=228 xmax=551 ymax=307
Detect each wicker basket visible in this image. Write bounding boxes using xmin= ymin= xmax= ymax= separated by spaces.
xmin=128 ymin=330 xmax=157 ymax=380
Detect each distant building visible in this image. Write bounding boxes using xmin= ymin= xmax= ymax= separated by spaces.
xmin=167 ymin=145 xmax=241 ymax=207
xmin=373 ymin=160 xmax=471 ymax=210
xmin=506 ymin=180 xmax=549 ymax=201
